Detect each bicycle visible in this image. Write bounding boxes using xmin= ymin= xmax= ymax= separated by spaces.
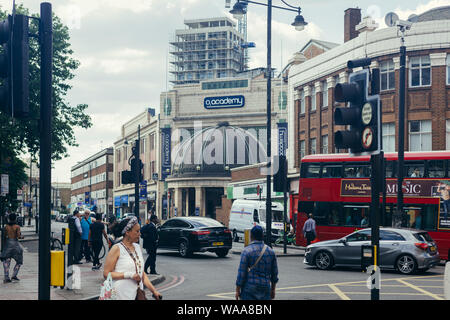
xmin=274 ymin=231 xmax=296 ymax=245
xmin=50 ymin=232 xmax=64 ymax=251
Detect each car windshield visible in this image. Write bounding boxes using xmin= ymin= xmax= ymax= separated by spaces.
xmin=413 ymin=232 xmax=433 ymax=243
xmin=189 ymin=219 xmax=224 ymax=228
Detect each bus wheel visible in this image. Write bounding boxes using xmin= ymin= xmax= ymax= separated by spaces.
xmin=396 ymin=254 xmax=417 ymax=275
xmin=314 ymin=251 xmax=333 ymax=270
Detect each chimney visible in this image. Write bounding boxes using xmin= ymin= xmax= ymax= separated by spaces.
xmin=344 ymin=8 xmax=361 ymax=42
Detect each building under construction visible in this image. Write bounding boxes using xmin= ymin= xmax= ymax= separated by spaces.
xmin=170 ymin=17 xmax=246 ymax=85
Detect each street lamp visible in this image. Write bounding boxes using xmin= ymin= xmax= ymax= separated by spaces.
xmin=229 ymin=0 xmax=306 ymax=246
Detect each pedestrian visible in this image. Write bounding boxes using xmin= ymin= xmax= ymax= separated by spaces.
xmin=103 ymin=216 xmax=162 ymax=300
xmin=0 ymin=213 xmax=24 ymax=283
xmin=89 ymin=212 xmax=108 ymax=270
xmin=141 ymin=215 xmax=159 ymax=275
xmin=235 ymin=225 xmax=278 ymax=300
xmin=68 ymin=209 xmax=83 ymax=264
xmin=81 ymin=209 xmax=93 ymax=263
xmin=303 ymin=213 xmax=317 ymax=246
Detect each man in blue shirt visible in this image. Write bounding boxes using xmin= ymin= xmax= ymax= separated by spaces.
xmin=80 ymin=209 xmax=92 ymax=263
xmin=303 ymin=213 xmax=317 ymax=245
xmin=235 ymin=226 xmax=278 ymax=300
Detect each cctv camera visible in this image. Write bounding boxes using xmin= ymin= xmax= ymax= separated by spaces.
xmin=396 ymin=20 xmax=412 ymax=30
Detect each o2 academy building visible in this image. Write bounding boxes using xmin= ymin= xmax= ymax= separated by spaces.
xmin=159 ymin=68 xmax=293 ymax=221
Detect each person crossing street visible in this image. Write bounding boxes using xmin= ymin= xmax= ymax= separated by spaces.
xmin=141 ymin=214 xmax=159 ymax=275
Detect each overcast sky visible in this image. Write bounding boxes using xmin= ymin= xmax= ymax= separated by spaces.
xmin=1 ymin=0 xmax=449 ymax=182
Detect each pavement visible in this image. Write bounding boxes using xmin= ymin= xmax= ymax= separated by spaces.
xmin=0 ymin=222 xmax=165 ymax=300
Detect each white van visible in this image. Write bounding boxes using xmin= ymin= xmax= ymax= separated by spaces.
xmin=228 ymin=199 xmax=285 ymax=242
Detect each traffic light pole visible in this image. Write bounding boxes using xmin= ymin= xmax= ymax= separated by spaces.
xmin=397 ymin=44 xmax=406 ymax=226
xmin=370 ymin=153 xmax=381 ymax=300
xmin=134 ymin=125 xmax=140 ymax=219
xmin=38 ymin=2 xmax=52 ymax=301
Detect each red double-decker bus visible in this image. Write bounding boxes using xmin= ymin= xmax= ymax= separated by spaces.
xmin=294 ymin=151 xmax=450 ymax=261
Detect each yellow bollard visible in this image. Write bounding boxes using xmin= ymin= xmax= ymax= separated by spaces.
xmin=51 ymin=250 xmax=65 ymax=288
xmin=244 ymin=229 xmax=251 ymax=247
xmin=62 ymin=228 xmax=70 ymax=245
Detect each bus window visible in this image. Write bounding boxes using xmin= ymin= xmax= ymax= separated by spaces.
xmin=404 ymin=205 xmax=438 ymax=231
xmin=322 ymin=164 xmax=342 ymax=178
xmin=344 ymin=164 xmax=371 ymax=178
xmin=405 ymin=161 xmax=425 ymax=178
xmin=304 ymin=163 xmax=321 ymax=178
xmin=343 ymin=205 xmax=370 ymax=227
xmin=427 ymin=160 xmax=445 ymax=178
xmin=385 ymin=161 xmax=397 ymax=178
xmin=311 ymin=202 xmax=342 ymax=226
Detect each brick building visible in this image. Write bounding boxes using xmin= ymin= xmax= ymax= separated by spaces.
xmin=287 ymin=6 xmax=450 ymax=193
xmin=70 ymin=148 xmax=114 ymax=214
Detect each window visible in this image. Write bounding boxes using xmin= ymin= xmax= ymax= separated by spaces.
xmin=322 ymin=164 xmax=342 ymax=178
xmin=322 ymin=81 xmax=328 ymax=107
xmin=380 ymin=60 xmax=395 ymax=90
xmin=427 ymin=160 xmax=445 ymax=178
xmin=410 ymin=56 xmax=431 ymax=87
xmin=409 ymin=120 xmax=432 ymax=151
xmin=382 ymin=123 xmax=396 ymax=152
xmin=311 ymin=87 xmax=316 ymax=111
xmin=150 ymin=133 xmax=155 ymax=151
xmin=405 ymin=161 xmax=425 ymax=178
xmin=300 ymin=90 xmax=305 ymax=114
xmin=299 ymin=140 xmax=305 ymax=159
xmin=304 ymin=164 xmax=321 ymax=178
xmin=310 ymin=138 xmax=316 ymax=155
xmin=447 ymin=55 xmax=450 ymax=85
xmin=344 ymin=164 xmax=371 ymax=178
xmin=321 ymin=135 xmax=328 ymax=154
xmin=380 ymin=230 xmax=405 ymax=241
xmin=346 ymin=229 xmax=371 ymax=242
xmin=446 ymin=120 xmax=450 ymax=150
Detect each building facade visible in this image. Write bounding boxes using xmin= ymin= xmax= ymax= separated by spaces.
xmin=288 ymin=6 xmax=450 ymax=191
xmin=70 ymin=148 xmax=114 ymax=214
xmin=113 ymin=109 xmax=159 ymax=223
xmin=170 ymin=17 xmax=245 ymax=85
xmin=160 ymin=71 xmax=289 ymax=221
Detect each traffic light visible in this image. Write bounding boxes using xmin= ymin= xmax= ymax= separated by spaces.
xmin=130 ymin=158 xmax=144 ymax=183
xmin=334 ymin=67 xmax=381 ymax=155
xmin=273 ymin=155 xmax=287 ymax=192
xmin=0 ymin=14 xmax=29 ymax=118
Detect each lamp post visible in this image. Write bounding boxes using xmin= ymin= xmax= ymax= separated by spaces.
xmin=230 ymin=0 xmax=307 ymax=246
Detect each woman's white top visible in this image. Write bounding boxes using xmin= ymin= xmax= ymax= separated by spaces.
xmin=112 ymin=242 xmax=145 ymax=300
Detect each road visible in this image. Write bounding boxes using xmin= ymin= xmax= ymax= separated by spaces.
xmin=22 ymin=221 xmax=447 ymax=300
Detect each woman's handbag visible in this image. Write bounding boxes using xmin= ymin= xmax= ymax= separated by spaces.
xmin=99 ymin=273 xmax=117 ymax=300
xmin=121 ymin=243 xmax=147 ymax=300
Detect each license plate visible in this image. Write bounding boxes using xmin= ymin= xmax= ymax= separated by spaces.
xmin=213 ymin=242 xmax=224 ymax=246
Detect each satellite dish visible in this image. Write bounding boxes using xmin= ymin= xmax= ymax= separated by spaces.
xmin=385 ymin=12 xmax=399 ymax=27
xmin=408 ymin=14 xmax=419 ymax=23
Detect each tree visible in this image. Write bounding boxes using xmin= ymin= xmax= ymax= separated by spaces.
xmin=0 ymin=5 xmax=92 ymax=209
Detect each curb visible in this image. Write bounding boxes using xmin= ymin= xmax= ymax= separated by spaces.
xmin=231 ymin=250 xmax=304 ymax=257
xmin=83 ymin=275 xmax=166 ymax=300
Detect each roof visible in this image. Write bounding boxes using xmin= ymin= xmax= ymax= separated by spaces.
xmin=417 ymin=6 xmax=450 ymax=22
xmin=299 ymin=39 xmax=340 ymax=54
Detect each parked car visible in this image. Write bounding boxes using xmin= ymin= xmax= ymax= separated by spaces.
xmin=157 ymin=217 xmax=232 ymax=258
xmin=303 ymin=228 xmax=440 ymax=275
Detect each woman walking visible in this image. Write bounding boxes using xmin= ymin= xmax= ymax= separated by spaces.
xmin=103 ymin=216 xmax=162 ymax=300
xmin=0 ymin=213 xmax=24 ymax=283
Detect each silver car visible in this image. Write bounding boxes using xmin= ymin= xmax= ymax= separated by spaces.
xmin=304 ymin=228 xmax=440 ymax=275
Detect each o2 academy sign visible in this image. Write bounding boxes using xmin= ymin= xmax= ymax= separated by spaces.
xmin=204 ymin=95 xmax=245 ymax=109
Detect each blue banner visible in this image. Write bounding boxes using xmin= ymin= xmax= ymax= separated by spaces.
xmin=140 ymin=180 xmax=147 ymax=200
xmin=114 ymin=196 xmax=121 ymax=207
xmin=120 ymin=195 xmax=128 ymax=205
xmin=277 ymin=122 xmax=288 ymax=157
xmin=204 ymin=95 xmax=245 ymax=109
xmin=85 ymin=192 xmax=90 ymax=204
xmin=161 ymin=127 xmax=171 ymax=180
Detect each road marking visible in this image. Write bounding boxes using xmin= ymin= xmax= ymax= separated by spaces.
xmin=157 ymin=275 xmax=185 ymax=292
xmin=396 ymin=279 xmax=444 ymax=300
xmin=328 ymin=284 xmax=351 ymax=300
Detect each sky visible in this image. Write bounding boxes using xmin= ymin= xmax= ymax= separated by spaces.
xmin=1 ymin=0 xmax=450 ymax=182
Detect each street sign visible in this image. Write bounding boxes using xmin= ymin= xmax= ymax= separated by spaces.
xmin=1 ymin=174 xmax=9 ymax=196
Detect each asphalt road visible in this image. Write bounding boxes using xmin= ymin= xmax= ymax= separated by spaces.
xmin=23 ymin=221 xmax=447 ymax=300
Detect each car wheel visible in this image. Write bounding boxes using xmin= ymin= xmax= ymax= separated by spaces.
xmin=396 ymin=254 xmax=417 ymax=275
xmin=233 ymin=230 xmax=239 ymax=242
xmin=215 ymin=249 xmax=229 ymax=258
xmin=314 ymin=251 xmax=334 ymax=270
xmin=179 ymin=241 xmax=191 ymax=258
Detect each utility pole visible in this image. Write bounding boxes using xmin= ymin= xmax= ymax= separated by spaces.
xmin=134 ymin=125 xmax=141 ymax=219
xmin=38 ymin=2 xmax=53 ymax=301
